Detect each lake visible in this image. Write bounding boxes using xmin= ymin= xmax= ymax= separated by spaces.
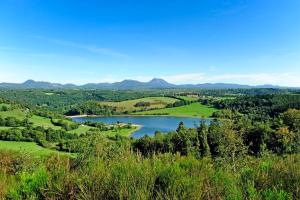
xmin=72 ymin=116 xmax=210 ymax=138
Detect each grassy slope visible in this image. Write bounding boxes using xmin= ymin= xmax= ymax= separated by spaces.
xmin=134 ymin=103 xmax=218 ymax=117
xmin=67 ymin=125 xmax=96 ymax=135
xmin=99 ymin=97 xmax=178 ymax=113
xmin=0 ymin=141 xmax=69 ymax=156
xmin=0 ymin=108 xmax=135 ymax=137
xmin=176 ymin=96 xmax=199 ymax=101
xmin=0 ymin=106 xmax=64 ymax=130
xmin=67 ymin=125 xmax=140 ymax=137
xmin=0 ymin=109 xmax=27 ymax=120
xmin=29 ymin=115 xmax=61 ymax=130
xmin=101 ymin=125 xmax=141 ymax=137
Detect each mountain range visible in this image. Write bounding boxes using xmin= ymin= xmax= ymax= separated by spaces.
xmin=0 ymin=78 xmax=288 ymax=89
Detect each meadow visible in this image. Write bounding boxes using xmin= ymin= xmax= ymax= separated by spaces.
xmin=67 ymin=124 xmax=140 ymax=137
xmin=176 ymin=95 xmax=199 ymax=101
xmin=0 ymin=109 xmax=27 ymax=120
xmin=135 ymin=102 xmax=218 ymax=117
xmin=99 ymin=96 xmax=179 ymax=113
xmin=29 ymin=115 xmax=61 ymax=129
xmin=0 ymin=141 xmax=68 ymax=156
xmin=0 ymin=105 xmax=139 ymax=137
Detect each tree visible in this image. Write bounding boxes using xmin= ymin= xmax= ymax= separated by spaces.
xmin=172 ymin=122 xmax=197 ymax=156
xmin=271 ymin=127 xmax=295 ymax=154
xmin=1 ymin=105 xmax=8 ymax=111
xmin=208 ymin=119 xmax=246 ymax=172
xmin=281 ymin=109 xmax=300 ymax=132
xmin=197 ymin=120 xmax=210 ymax=157
xmin=244 ymin=122 xmax=272 ymax=155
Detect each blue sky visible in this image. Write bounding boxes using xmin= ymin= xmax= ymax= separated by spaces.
xmin=0 ymin=0 xmax=300 ymax=86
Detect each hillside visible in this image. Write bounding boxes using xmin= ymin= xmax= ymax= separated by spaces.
xmin=99 ymin=97 xmax=179 ymax=113
xmin=0 ymin=101 xmax=139 ymax=157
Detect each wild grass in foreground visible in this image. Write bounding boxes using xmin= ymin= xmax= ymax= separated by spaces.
xmin=0 ymin=146 xmax=299 ymax=200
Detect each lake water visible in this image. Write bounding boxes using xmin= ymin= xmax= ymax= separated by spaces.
xmin=73 ymin=116 xmax=210 ymax=138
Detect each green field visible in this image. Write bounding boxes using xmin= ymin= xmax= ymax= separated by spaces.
xmin=29 ymin=115 xmax=61 ymax=129
xmin=0 ymin=109 xmax=27 ymax=120
xmin=0 ymin=141 xmax=69 ymax=156
xmin=135 ymin=103 xmax=218 ymax=117
xmin=0 ymin=109 xmax=62 ymax=130
xmin=67 ymin=124 xmax=140 ymax=137
xmin=67 ymin=124 xmax=96 ymax=135
xmin=99 ymin=97 xmax=178 ymax=113
xmin=177 ymin=95 xmax=199 ymax=101
xmin=0 ymin=108 xmax=138 ymax=137
xmin=101 ymin=125 xmax=141 ymax=137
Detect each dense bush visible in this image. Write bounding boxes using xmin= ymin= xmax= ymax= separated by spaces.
xmin=0 ymin=116 xmax=31 ymax=127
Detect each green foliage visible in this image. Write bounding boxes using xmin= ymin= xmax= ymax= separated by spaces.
xmin=218 ymin=94 xmax=300 ymax=120
xmin=7 ymin=167 xmax=48 ymax=199
xmin=1 ymin=150 xmax=300 ymax=199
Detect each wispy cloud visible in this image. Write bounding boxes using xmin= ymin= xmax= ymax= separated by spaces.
xmin=31 ymin=35 xmax=129 ymax=58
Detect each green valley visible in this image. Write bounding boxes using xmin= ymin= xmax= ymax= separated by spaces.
xmin=0 ymin=89 xmax=299 ymax=199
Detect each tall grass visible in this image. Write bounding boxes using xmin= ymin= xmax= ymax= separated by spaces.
xmin=0 ymin=148 xmax=299 ymax=199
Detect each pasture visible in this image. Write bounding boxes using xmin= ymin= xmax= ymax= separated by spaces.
xmin=0 ymin=109 xmax=27 ymax=120
xmin=99 ymin=97 xmax=178 ymax=113
xmin=135 ymin=102 xmax=218 ymax=117
xmin=0 ymin=141 xmax=69 ymax=156
xmin=29 ymin=115 xmax=61 ymax=129
xmin=177 ymin=95 xmax=199 ymax=101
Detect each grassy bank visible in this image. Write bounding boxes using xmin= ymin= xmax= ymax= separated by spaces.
xmin=67 ymin=124 xmax=140 ymax=137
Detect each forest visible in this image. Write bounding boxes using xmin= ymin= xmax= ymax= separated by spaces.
xmin=0 ymin=88 xmax=299 ymax=199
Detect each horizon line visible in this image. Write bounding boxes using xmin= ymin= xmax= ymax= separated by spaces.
xmin=0 ymin=78 xmax=292 ymax=88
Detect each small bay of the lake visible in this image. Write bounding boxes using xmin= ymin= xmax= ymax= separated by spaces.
xmin=72 ymin=116 xmax=211 ymax=138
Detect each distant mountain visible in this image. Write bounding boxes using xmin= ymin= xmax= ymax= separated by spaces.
xmin=0 ymin=80 xmax=76 ymax=89
xmin=148 ymin=78 xmax=175 ymax=88
xmin=0 ymin=78 xmax=291 ymax=90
